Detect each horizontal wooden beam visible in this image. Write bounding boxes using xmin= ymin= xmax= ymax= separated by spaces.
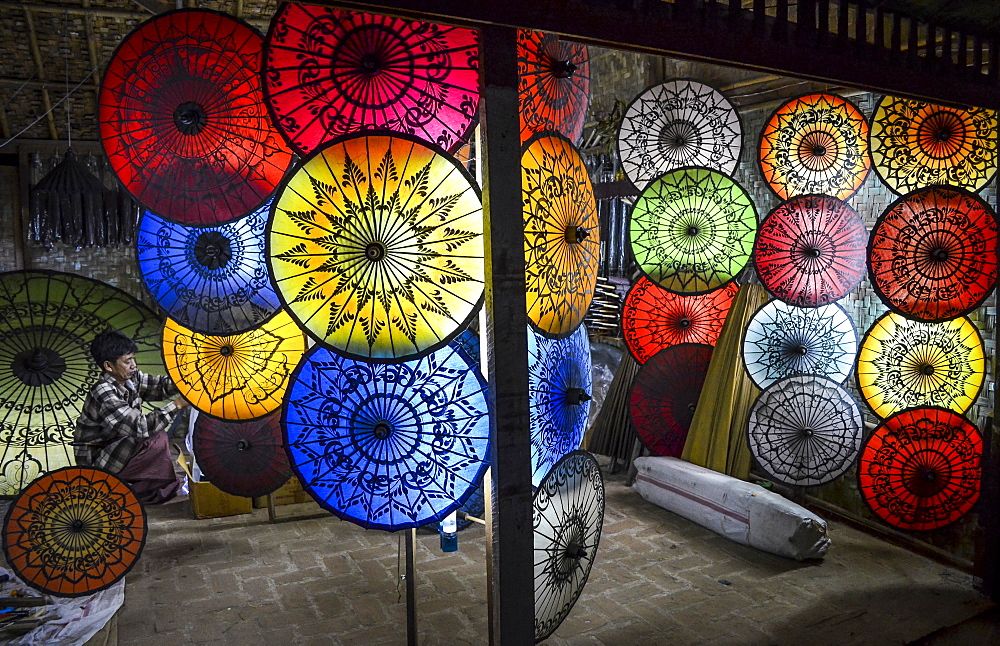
xmin=328 ymin=0 xmax=1000 ymax=109
xmin=0 ymin=1 xmax=269 ymax=28
xmin=0 ymin=77 xmax=99 ymax=92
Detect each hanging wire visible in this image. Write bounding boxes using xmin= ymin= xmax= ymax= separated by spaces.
xmin=0 ymin=69 xmax=98 ymax=151
xmin=65 ymin=10 xmax=71 ymax=149
xmin=1 ymin=72 xmax=37 ymax=111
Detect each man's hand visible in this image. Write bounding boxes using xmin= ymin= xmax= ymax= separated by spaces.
xmin=174 ymin=396 xmax=190 ymax=410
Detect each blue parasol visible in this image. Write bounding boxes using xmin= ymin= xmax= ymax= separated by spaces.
xmin=283 ymin=341 xmax=491 ymax=530
xmin=137 ymin=201 xmax=280 ymax=335
xmin=528 ymin=324 xmax=592 ymax=487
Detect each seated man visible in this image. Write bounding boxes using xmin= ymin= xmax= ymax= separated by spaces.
xmin=75 ymin=329 xmax=188 ymax=504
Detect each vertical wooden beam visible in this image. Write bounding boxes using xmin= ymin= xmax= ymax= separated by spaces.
xmin=0 ymin=107 xmax=10 ymax=140
xmin=15 ymin=149 xmax=29 ymax=270
xmin=479 ymin=23 xmax=534 ymax=646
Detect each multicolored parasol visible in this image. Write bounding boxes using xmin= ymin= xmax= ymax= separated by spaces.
xmin=533 ymin=450 xmax=604 ymax=643
xmin=268 ymin=132 xmax=484 ymax=362
xmin=262 ymin=4 xmax=479 ymax=155
xmin=522 ymin=132 xmax=599 ymax=337
xmin=3 ymin=466 xmax=146 ymax=597
xmin=0 ymin=271 xmax=164 ymax=495
xmin=856 ymin=312 xmax=984 ymax=419
xmin=629 ymin=166 xmax=757 ymax=294
xmin=759 ymin=93 xmax=870 ymax=200
xmin=528 ymin=324 xmax=592 ymax=487
xmin=629 ymin=343 xmax=714 ymax=457
xmin=868 ymin=185 xmax=998 ymax=322
xmin=137 ymin=202 xmax=281 ymax=335
xmin=99 ymin=9 xmax=293 ymax=225
xmin=617 ymin=80 xmax=742 ymax=189
xmin=193 ymin=411 xmax=291 ymax=498
xmin=742 ymin=300 xmax=858 ymax=390
xmin=858 ymin=407 xmax=982 ymax=531
xmin=754 ymin=195 xmax=868 ymax=307
xmin=162 ymin=310 xmax=306 ymax=420
xmin=870 ymin=96 xmax=998 ymax=194
xmin=748 ymin=375 xmax=864 ymax=487
xmin=621 ymin=277 xmax=737 ymax=364
xmin=517 ymin=30 xmax=590 ymax=144
xmin=283 ymin=342 xmax=491 ymax=530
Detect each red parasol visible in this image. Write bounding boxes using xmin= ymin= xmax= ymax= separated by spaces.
xmin=99 ymin=9 xmax=293 ymax=225
xmin=262 ymin=4 xmax=479 ymax=156
xmin=517 ymin=29 xmax=590 ymax=143
xmin=621 ymin=277 xmax=737 ymax=364
xmin=868 ymin=185 xmax=998 ymax=322
xmin=858 ymin=407 xmax=981 ymax=531
xmin=629 ymin=343 xmax=713 ymax=457
xmin=754 ymin=194 xmax=868 ymax=307
xmin=193 ymin=411 xmax=291 ymax=499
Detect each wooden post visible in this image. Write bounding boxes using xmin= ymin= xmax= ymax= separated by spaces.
xmin=479 ymin=23 xmax=535 ymax=646
xmin=405 ymin=528 xmax=418 ymax=645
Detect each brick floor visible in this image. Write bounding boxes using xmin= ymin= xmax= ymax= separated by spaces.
xmin=119 ymin=472 xmax=993 ymax=645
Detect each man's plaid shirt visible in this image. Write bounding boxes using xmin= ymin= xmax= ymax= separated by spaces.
xmin=74 ymin=370 xmax=180 ymax=473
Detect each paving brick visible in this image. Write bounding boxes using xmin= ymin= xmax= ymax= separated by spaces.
xmin=117 ymin=471 xmax=991 ymax=646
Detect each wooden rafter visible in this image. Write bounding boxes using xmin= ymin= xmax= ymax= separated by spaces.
xmin=81 ymin=0 xmax=101 ymax=73
xmin=21 ymin=7 xmax=58 ymax=140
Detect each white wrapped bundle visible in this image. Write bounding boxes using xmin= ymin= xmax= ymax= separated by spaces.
xmin=633 ymin=456 xmax=830 ymax=561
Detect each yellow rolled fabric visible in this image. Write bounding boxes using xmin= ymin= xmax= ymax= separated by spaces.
xmin=681 ymin=282 xmax=769 ymax=479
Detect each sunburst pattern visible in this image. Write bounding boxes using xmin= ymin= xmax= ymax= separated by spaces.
xmin=268 ymin=132 xmax=485 ymax=360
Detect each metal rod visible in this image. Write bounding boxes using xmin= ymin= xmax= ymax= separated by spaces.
xmin=483 ymin=467 xmax=495 ymax=646
xmin=405 ymin=527 xmax=418 ymax=646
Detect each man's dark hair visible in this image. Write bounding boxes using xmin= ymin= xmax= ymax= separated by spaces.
xmin=90 ymin=330 xmax=138 ymax=368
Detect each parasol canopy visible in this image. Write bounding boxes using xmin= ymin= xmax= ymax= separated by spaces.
xmin=137 ymin=201 xmax=281 ymax=336
xmin=283 ymin=342 xmax=491 ymax=530
xmin=858 ymin=407 xmax=982 ymax=531
xmin=622 ymin=277 xmax=737 ymax=364
xmin=754 ymin=195 xmax=868 ymax=307
xmin=533 ymin=450 xmax=604 ymax=643
xmin=518 ymin=30 xmax=590 ymax=144
xmin=262 ymin=4 xmax=479 ymax=155
xmin=742 ymin=300 xmax=858 ymax=390
xmin=629 ymin=343 xmax=714 ymax=457
xmin=522 ymin=132 xmax=599 ymax=337
xmin=99 ymin=9 xmax=293 ymax=225
xmin=193 ymin=411 xmax=291 ymax=498
xmin=3 ymin=466 xmax=146 ymax=597
xmin=759 ymin=93 xmax=870 ymax=200
xmin=162 ymin=309 xmax=306 ymax=420
xmin=870 ymin=96 xmax=997 ymax=195
xmin=617 ymin=80 xmax=742 ymax=189
xmin=528 ymin=324 xmax=592 ymax=487
xmin=0 ymin=271 xmax=164 ymax=495
xmin=268 ymin=132 xmax=484 ymax=362
xmin=857 ymin=312 xmax=984 ymax=419
xmin=748 ymin=375 xmax=864 ymax=487
xmin=629 ymin=166 xmax=757 ymax=294
xmin=868 ymin=185 xmax=998 ymax=322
